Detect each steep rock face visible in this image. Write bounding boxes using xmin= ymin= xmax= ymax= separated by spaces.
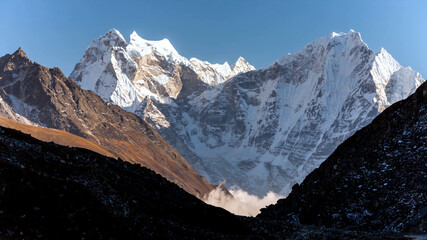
xmin=0 ymin=48 xmax=215 ymax=197
xmin=0 ymin=125 xmax=252 ymax=239
xmin=259 ymin=81 xmax=427 ymax=233
xmin=182 ymin=30 xmax=423 ymax=196
xmin=0 ymin=89 xmax=36 ymax=126
xmin=70 ymin=29 xmax=254 ymax=108
xmin=71 ymin=30 xmax=424 ymax=197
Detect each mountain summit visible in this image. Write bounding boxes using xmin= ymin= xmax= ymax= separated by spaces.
xmin=0 ymin=48 xmax=215 ymax=197
xmin=70 ymin=30 xmax=424 ymax=197
xmin=70 ymin=29 xmax=255 ymax=108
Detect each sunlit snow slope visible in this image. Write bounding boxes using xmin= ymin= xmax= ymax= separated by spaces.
xmin=70 ymin=29 xmax=424 ymax=197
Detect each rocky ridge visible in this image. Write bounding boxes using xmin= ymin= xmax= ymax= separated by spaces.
xmin=0 ymin=124 xmax=251 ymax=239
xmin=0 ymin=117 xmax=410 ymax=239
xmin=69 ymin=29 xmax=255 ymax=108
xmin=0 ymin=48 xmax=214 ymax=197
xmin=71 ymin=29 xmax=424 ymax=197
xmin=259 ymin=81 xmax=427 ymax=233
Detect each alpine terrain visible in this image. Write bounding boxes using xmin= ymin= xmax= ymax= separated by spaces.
xmin=0 ymin=48 xmax=215 ymax=197
xmin=70 ymin=29 xmax=424 ymax=197
xmin=0 ymin=113 xmax=409 ymax=239
xmin=259 ymin=80 xmax=427 ymax=233
xmin=0 ymin=123 xmax=253 ymax=239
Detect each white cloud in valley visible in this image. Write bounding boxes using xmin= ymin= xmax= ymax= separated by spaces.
xmin=203 ymin=183 xmax=284 ymax=217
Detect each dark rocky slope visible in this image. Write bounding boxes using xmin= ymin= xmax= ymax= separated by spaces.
xmin=0 ymin=121 xmax=411 ymax=239
xmin=0 ymin=124 xmax=252 ymax=239
xmin=0 ymin=48 xmax=214 ymax=197
xmin=259 ymin=81 xmax=427 ymax=233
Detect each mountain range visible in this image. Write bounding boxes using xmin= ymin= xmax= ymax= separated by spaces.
xmin=70 ymin=29 xmax=424 ymax=197
xmin=0 ymin=121 xmax=252 ymax=239
xmin=0 ymin=48 xmax=214 ymax=197
xmin=1 ymin=52 xmax=425 ymax=239
xmin=0 ymin=28 xmax=425 ymax=238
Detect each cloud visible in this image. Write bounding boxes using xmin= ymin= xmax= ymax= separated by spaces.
xmin=203 ymin=183 xmax=284 ymax=217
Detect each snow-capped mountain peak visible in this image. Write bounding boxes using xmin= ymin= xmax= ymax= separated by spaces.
xmin=128 ymin=31 xmax=185 ymax=64
xmin=89 ymin=28 xmax=127 ymax=50
xmin=70 ymin=29 xmax=424 ymax=198
xmin=370 ymin=45 xmax=424 ymax=111
xmin=277 ymin=30 xmax=367 ymax=66
xmin=232 ymin=57 xmax=255 ymax=74
xmin=189 ymin=56 xmax=255 ymax=85
xmin=70 ymin=28 xmax=255 ymax=107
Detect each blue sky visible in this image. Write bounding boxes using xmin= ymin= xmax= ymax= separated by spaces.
xmin=1 ymin=0 xmax=426 ymax=77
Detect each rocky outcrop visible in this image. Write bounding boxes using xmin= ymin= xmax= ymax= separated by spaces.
xmin=0 ymin=48 xmax=215 ymax=197
xmin=259 ymin=81 xmax=427 ymax=233
xmin=0 ymin=124 xmax=251 ymax=239
xmin=0 ymin=116 xmax=407 ymax=239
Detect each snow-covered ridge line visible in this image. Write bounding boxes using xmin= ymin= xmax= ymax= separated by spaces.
xmin=276 ymin=30 xmax=366 ymax=65
xmin=70 ymin=28 xmax=255 ymax=108
xmin=70 ymin=29 xmax=424 ymax=199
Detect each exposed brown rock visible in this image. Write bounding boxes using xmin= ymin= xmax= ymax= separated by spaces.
xmin=0 ymin=124 xmax=252 ymax=239
xmin=0 ymin=48 xmax=215 ymax=197
xmin=0 ymin=116 xmax=115 ymax=158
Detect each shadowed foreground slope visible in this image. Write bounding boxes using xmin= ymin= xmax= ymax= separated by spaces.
xmin=0 ymin=124 xmax=252 ymax=239
xmin=0 ymin=122 xmax=413 ymax=239
xmin=260 ymin=81 xmax=427 ymax=233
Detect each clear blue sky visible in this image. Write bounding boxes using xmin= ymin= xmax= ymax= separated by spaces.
xmin=1 ymin=0 xmax=426 ymax=77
